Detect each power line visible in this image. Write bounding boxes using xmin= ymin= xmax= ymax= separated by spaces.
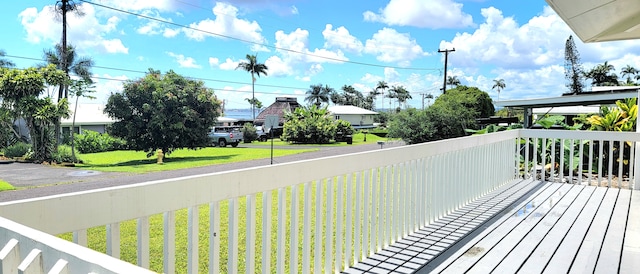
xmin=79 ymin=0 xmax=441 ymax=71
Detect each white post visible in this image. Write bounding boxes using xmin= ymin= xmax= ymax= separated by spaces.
xmin=635 ymin=88 xmax=640 ymax=190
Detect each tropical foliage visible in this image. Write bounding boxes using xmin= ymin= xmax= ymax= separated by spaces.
xmin=586 ymin=98 xmax=637 ymax=131
xmin=492 ymin=79 xmax=506 ymax=100
xmin=304 ymin=84 xmax=330 ymax=107
xmin=104 ymin=69 xmax=221 ymax=158
xmin=585 ymin=61 xmax=618 ymax=87
xmin=73 ymin=130 xmax=127 ymax=153
xmin=282 ymin=105 xmax=352 ymax=144
xmin=0 ymin=65 xmax=69 ymax=161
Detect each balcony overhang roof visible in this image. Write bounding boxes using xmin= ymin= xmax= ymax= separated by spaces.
xmin=546 ymin=0 xmax=640 ymax=42
xmin=497 ymin=88 xmax=639 ymax=109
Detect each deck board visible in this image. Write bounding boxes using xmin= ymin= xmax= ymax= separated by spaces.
xmin=621 ymin=190 xmax=640 ymax=274
xmin=517 ymin=186 xmax=602 ymax=273
xmin=568 ymin=188 xmax=619 ymax=274
xmin=491 ymin=185 xmax=595 ymax=273
xmin=594 ymin=189 xmax=631 ymax=273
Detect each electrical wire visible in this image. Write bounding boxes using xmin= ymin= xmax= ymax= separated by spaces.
xmin=79 ymin=0 xmax=441 ymax=72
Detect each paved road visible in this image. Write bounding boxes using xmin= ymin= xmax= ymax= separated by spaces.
xmin=0 ymin=141 xmax=403 ymax=202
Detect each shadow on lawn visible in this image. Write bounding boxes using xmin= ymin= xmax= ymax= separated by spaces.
xmin=85 ymin=155 xmax=239 ymax=168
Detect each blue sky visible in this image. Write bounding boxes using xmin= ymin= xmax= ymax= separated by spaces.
xmin=3 ymin=0 xmax=640 ymax=110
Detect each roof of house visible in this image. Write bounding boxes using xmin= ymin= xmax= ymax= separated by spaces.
xmin=61 ymin=104 xmax=115 ymax=126
xmin=254 ymin=97 xmax=301 ymax=126
xmin=496 ymin=87 xmax=639 ymax=109
xmin=328 ymin=105 xmax=378 ymax=115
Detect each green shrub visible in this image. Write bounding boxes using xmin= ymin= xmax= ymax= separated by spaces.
xmin=241 ymin=123 xmax=257 ymax=142
xmin=369 ymin=127 xmax=388 ymax=137
xmin=52 ymin=145 xmax=81 ymax=163
xmin=3 ymin=142 xmax=31 ymax=158
xmin=74 ymin=130 xmax=127 ymax=153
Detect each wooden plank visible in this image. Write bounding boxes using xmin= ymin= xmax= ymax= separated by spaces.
xmin=246 ymin=194 xmax=256 ymax=273
xmin=187 ymin=207 xmax=199 ymax=274
xmin=290 ymin=185 xmax=299 ymax=274
xmin=261 ymin=190 xmax=271 ymax=274
xmin=542 ymin=187 xmax=609 ymax=273
xmin=437 ymin=182 xmax=564 ymax=273
xmin=594 ymin=189 xmax=631 ymax=273
xmin=568 ymin=188 xmax=619 ymax=274
xmin=137 ymin=216 xmax=150 ymax=269
xmin=17 ymin=248 xmax=42 ymax=274
xmin=0 ymin=238 xmax=20 ymax=272
xmin=107 ymin=223 xmax=120 ymax=259
xmin=467 ymin=184 xmax=580 ymax=273
xmin=163 ymin=211 xmax=175 ymax=274
xmin=517 ymin=186 xmax=603 ymax=273
xmin=209 ymin=201 xmax=220 ymax=274
xmin=621 ymin=190 xmax=640 ymax=273
xmin=492 ymin=185 xmax=592 ymax=273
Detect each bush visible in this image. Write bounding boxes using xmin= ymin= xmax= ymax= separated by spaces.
xmin=283 ymin=106 xmax=336 ymax=144
xmin=334 ymin=120 xmax=354 ymax=142
xmin=52 ymin=145 xmax=81 ymax=163
xmin=241 ymin=123 xmax=258 ymax=142
xmin=368 ymin=127 xmax=388 ymax=137
xmin=3 ymin=142 xmax=31 ymax=158
xmin=74 ymin=130 xmax=127 ymax=153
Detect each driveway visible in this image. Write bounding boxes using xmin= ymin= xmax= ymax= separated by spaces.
xmin=0 ymin=141 xmax=403 ymax=202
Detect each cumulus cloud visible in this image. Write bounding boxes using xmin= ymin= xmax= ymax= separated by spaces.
xmin=19 ymin=4 xmax=128 ymax=54
xmin=95 ymin=0 xmax=176 ymax=12
xmin=364 ymin=28 xmax=426 ymax=66
xmin=167 ymin=52 xmax=201 ymax=68
xmin=183 ymin=2 xmax=267 ymax=47
xmin=136 ymin=11 xmax=181 ymax=38
xmin=219 ymin=58 xmax=240 ymax=70
xmin=440 ymin=7 xmax=570 ymax=69
xmin=363 ymin=0 xmax=473 ymax=29
xmin=322 ymin=24 xmax=364 ymax=54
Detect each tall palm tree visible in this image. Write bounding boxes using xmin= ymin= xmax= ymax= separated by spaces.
xmin=236 ymin=54 xmax=268 ymax=120
xmin=376 ymin=81 xmax=389 ymax=111
xmin=393 ymin=86 xmax=412 ymax=109
xmin=621 ymin=65 xmax=638 ymax=84
xmin=304 ymin=84 xmax=329 ymax=107
xmin=446 ymin=76 xmax=461 ymax=88
xmin=0 ymin=50 xmax=15 ymax=68
xmin=54 ymin=0 xmax=83 ymax=100
xmin=43 ymin=44 xmax=94 ymax=100
xmin=492 ymin=79 xmax=506 ymax=101
xmin=586 ymin=61 xmax=618 ymax=86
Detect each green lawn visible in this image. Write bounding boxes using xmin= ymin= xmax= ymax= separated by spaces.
xmin=76 ymin=147 xmax=317 ymax=173
xmin=0 ymin=180 xmax=15 ymax=192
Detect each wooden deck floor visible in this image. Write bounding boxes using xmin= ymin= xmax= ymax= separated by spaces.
xmin=422 ymin=182 xmax=639 ymax=273
xmin=342 ymin=180 xmax=639 ymax=274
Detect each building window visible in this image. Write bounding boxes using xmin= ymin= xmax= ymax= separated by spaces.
xmin=335 ymin=115 xmax=340 ymax=120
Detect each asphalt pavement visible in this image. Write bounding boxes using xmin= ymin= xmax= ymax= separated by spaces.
xmin=0 ymin=141 xmax=403 ymax=202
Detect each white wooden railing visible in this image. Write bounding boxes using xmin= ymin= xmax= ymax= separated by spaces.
xmin=0 ymin=129 xmax=637 ymax=273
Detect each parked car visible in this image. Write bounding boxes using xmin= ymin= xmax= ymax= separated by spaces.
xmin=209 ymin=126 xmax=243 ymax=147
xmin=255 ymin=126 xmax=268 ymax=142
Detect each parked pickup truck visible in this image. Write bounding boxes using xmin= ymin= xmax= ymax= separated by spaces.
xmin=208 ymin=126 xmax=243 ymax=147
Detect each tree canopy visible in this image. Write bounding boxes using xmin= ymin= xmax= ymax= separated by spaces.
xmin=104 ymin=69 xmax=221 ymax=157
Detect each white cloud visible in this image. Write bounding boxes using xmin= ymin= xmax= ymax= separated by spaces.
xmin=183 ymin=2 xmax=266 ymax=47
xmin=440 ymin=7 xmax=569 ymax=69
xmin=361 ymin=73 xmax=383 ymax=84
xmin=209 ymin=57 xmax=219 ymax=67
xmin=135 ymin=11 xmax=180 ymax=38
xmin=364 ymin=28 xmax=425 ymax=66
xmin=291 ymin=6 xmax=299 ymax=15
xmin=323 ymin=24 xmax=364 ymax=54
xmin=19 ymin=4 xmax=128 ymax=54
xmin=167 ymin=52 xmax=201 ymax=68
xmin=95 ymin=0 xmax=176 ymax=12
xmin=264 ymin=55 xmax=293 ymax=77
xmin=219 ymin=58 xmax=239 ymax=70
xmin=384 ymin=67 xmax=400 ymax=82
xmin=363 ymin=0 xmax=473 ymax=29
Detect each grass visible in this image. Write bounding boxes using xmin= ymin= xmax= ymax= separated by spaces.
xmin=76 ymin=147 xmax=317 ymax=173
xmin=59 ymin=180 xmax=360 ymax=273
xmin=0 ymin=180 xmax=15 ymax=192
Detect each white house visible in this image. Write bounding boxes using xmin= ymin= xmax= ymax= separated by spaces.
xmin=61 ymin=104 xmax=115 ymax=136
xmin=327 ymin=105 xmax=378 ymax=129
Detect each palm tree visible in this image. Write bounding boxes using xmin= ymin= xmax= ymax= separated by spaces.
xmin=586 ymin=61 xmax=618 ymax=86
xmin=446 ymin=76 xmax=461 ymax=88
xmin=621 ymin=65 xmax=638 ymax=85
xmin=492 ymin=79 xmax=506 ymax=101
xmin=304 ymin=84 xmax=329 ymax=107
xmin=68 ymin=79 xmax=95 ymax=162
xmin=322 ymin=85 xmax=335 ymax=105
xmin=376 ymin=81 xmax=389 ymax=111
xmin=0 ymin=50 xmax=15 ymax=68
xmin=44 ymin=44 xmax=94 ymax=84
xmin=53 ymin=0 xmax=83 ymax=100
xmin=394 ymin=86 xmax=412 ymax=109
xmin=236 ymin=54 xmax=268 ymax=120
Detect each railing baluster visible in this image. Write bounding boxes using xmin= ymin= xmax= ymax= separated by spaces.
xmin=262 ymin=190 xmax=271 ymax=274
xmin=137 ymin=217 xmax=150 ymax=269
xmin=0 ymin=238 xmax=20 ymax=271
xmin=525 ymin=138 xmax=530 ymax=179
xmin=589 ymin=140 xmax=594 ymax=184
xmin=560 ymin=138 xmax=565 ymax=181
xmin=336 ymin=176 xmax=344 ymax=272
xmin=598 ymin=140 xmax=604 ymax=186
xmin=355 ymin=172 xmax=362 ymax=261
xmin=363 ymin=170 xmax=370 ymax=257
xmin=276 ymin=188 xmax=286 ymax=274
xmin=630 ymin=142 xmax=637 ymax=190
xmin=246 ymin=194 xmax=256 ymax=273
xmin=569 ymin=139 xmax=574 ymax=183
xmin=609 ymin=140 xmax=614 ymax=186
xmin=290 ymin=185 xmax=299 ymax=274
xmin=49 ymin=259 xmax=69 ymax=274
xmin=107 ymin=223 xmax=120 ymax=259
xmin=187 ymin=207 xmax=198 ymax=274
xmin=163 ymin=211 xmax=175 ymax=274
xmin=302 ymin=182 xmax=311 ymax=271
xmin=72 ymin=230 xmax=87 ymax=247
xmin=371 ymin=169 xmax=378 ymax=253
xmin=228 ymin=199 xmax=238 ymax=274
xmin=314 ymin=180 xmax=323 ymax=273
xmin=325 ymin=178 xmax=334 ymax=273
xmin=618 ymin=140 xmax=624 ymax=187
xmin=377 ymin=167 xmax=384 ymax=251
xmin=345 ymin=174 xmax=353 ymax=266
xmin=578 ymin=139 xmax=584 ymax=185
xmin=18 ymin=248 xmax=42 ymax=273
xmin=209 ymin=201 xmax=220 ymax=274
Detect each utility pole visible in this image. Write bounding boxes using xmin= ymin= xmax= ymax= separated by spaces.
xmin=420 ymin=93 xmax=426 ymax=110
xmin=438 ymin=48 xmax=455 ymax=94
